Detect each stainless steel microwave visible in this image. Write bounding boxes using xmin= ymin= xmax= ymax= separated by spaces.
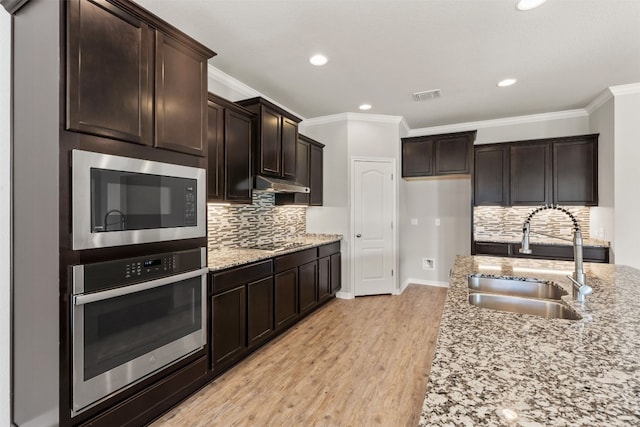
xmin=72 ymin=150 xmax=206 ymax=250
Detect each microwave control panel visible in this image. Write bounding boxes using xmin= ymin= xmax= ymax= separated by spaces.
xmin=184 ymin=185 xmax=197 ymax=225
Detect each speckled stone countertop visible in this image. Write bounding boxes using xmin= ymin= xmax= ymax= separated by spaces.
xmin=475 ymin=235 xmax=610 ymax=247
xmin=420 ymin=255 xmax=640 ymax=426
xmin=207 ymin=233 xmax=342 ymax=272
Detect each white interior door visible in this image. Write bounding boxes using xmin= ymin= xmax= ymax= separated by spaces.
xmin=352 ymin=159 xmax=395 ymax=296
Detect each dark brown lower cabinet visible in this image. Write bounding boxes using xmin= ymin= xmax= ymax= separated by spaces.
xmin=330 ymin=253 xmax=342 ymax=293
xmin=211 ymin=285 xmax=246 ymax=369
xmin=274 ymin=268 xmax=298 ymax=329
xmin=318 ymin=256 xmax=331 ymax=302
xmin=247 ymin=276 xmax=274 ymax=348
xmin=299 ymin=261 xmax=318 ymax=314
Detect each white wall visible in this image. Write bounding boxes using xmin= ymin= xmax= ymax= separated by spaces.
xmin=301 ymin=120 xmax=351 ymax=294
xmin=588 ymin=95 xmax=615 ymax=256
xmin=400 ymin=178 xmax=471 ymax=286
xmin=302 ymin=116 xmax=402 ymax=296
xmin=613 ymin=91 xmax=640 ymax=268
xmin=0 ymin=8 xmax=11 ymax=427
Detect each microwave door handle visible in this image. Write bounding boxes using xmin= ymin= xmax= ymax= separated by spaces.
xmin=73 ymin=267 xmax=209 ymax=306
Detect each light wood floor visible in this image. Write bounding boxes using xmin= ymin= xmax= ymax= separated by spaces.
xmin=152 ymin=284 xmax=448 ymax=427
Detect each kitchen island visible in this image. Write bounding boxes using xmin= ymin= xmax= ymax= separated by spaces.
xmin=420 ymin=255 xmax=640 ymax=426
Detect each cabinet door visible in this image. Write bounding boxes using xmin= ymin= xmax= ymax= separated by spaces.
xmin=309 ymin=143 xmax=324 ymax=206
xmin=259 ymin=107 xmax=282 ymax=177
xmin=155 ymin=31 xmax=208 ymax=156
xmin=67 ymin=0 xmax=153 ymax=145
xmin=553 ymin=138 xmax=598 ymax=205
xmin=293 ymin=137 xmax=310 ymax=204
xmin=330 ymin=253 xmax=342 ymax=294
xmin=225 ymin=109 xmax=253 ymax=204
xmin=435 ymin=136 xmax=470 ymax=175
xmin=211 ymin=285 xmax=246 ymax=369
xmin=247 ymin=276 xmax=274 ymax=348
xmin=474 ymin=145 xmax=509 ymax=206
xmin=510 ymin=142 xmax=552 ymax=205
xmin=207 ymin=99 xmax=225 ymax=201
xmin=318 ymin=256 xmax=331 ymax=302
xmin=402 ymin=139 xmax=434 ymax=177
xmin=274 ymin=269 xmax=298 ymax=329
xmin=281 ymin=117 xmax=298 ymax=180
xmin=299 ymin=261 xmax=318 ymax=314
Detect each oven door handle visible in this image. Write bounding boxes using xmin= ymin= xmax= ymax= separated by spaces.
xmin=73 ymin=267 xmax=209 ymax=306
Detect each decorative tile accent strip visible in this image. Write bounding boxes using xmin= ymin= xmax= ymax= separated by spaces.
xmin=207 ymin=192 xmax=307 ymax=251
xmin=474 ymin=206 xmax=591 ymax=240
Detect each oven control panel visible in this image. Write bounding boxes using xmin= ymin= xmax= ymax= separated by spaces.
xmin=79 ymin=247 xmax=204 ymax=294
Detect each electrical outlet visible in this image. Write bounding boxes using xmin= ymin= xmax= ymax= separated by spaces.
xmin=435 ymin=218 xmax=440 ymax=226
xmin=411 ymin=218 xmax=418 ymax=225
xmin=422 ymin=258 xmax=435 ymax=270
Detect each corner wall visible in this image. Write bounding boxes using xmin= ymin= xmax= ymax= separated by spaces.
xmin=588 ymin=95 xmax=615 ymax=258
xmin=0 ymin=7 xmax=11 ymax=427
xmin=613 ymin=91 xmax=640 ymax=268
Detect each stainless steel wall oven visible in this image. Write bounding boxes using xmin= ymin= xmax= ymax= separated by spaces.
xmin=71 ymin=247 xmax=208 ymax=415
xmin=72 ymin=149 xmax=206 ymax=250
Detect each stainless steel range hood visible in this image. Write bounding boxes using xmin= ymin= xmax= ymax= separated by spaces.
xmin=254 ymin=175 xmax=310 ymax=193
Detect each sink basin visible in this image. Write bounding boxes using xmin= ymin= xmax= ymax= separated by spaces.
xmin=468 ymin=275 xmax=568 ymax=300
xmin=468 ymin=292 xmax=581 ymax=320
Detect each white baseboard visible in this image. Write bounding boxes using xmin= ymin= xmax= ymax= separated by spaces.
xmin=400 ymin=278 xmax=450 ymax=292
xmin=335 ymin=291 xmax=354 ymax=300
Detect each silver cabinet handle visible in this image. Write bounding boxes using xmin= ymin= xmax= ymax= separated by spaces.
xmin=73 ymin=267 xmax=209 ymax=305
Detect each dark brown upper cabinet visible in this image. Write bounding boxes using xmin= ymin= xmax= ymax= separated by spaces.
xmin=275 ymin=134 xmax=324 ymax=206
xmin=236 ymin=97 xmax=303 ymax=180
xmin=207 ymin=94 xmax=253 ymax=204
xmin=309 ymin=140 xmax=324 ymax=206
xmin=510 ymin=142 xmax=552 ymax=205
xmin=473 ymin=134 xmax=598 ymax=206
xmin=66 ymin=0 xmax=214 ymax=155
xmin=154 ymin=31 xmax=209 ymax=156
xmin=553 ymin=135 xmax=598 ymax=206
xmin=473 ymin=144 xmax=509 ymax=206
xmin=402 ymin=131 xmax=476 ymax=178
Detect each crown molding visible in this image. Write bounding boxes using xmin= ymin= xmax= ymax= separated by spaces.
xmin=408 ymin=109 xmax=588 ymax=137
xmin=585 ymin=89 xmax=614 ymax=114
xmin=302 ymin=112 xmax=405 ymax=127
xmin=207 ymin=64 xmax=307 ymax=120
xmin=609 ymin=82 xmax=640 ymax=96
xmin=207 ymin=64 xmax=258 ymax=100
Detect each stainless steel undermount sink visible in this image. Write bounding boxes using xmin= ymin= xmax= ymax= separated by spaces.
xmin=467 ymin=275 xmax=568 ymax=300
xmin=468 ymin=292 xmax=582 ymax=320
xmin=467 ymin=274 xmax=581 ymax=320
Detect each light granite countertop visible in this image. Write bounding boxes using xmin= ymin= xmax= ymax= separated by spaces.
xmin=207 ymin=233 xmax=342 ymax=272
xmin=420 ymin=255 xmax=640 ymax=426
xmin=474 ymin=235 xmax=610 ymax=248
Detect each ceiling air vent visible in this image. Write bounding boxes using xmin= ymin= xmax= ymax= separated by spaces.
xmin=412 ymin=89 xmax=441 ymax=102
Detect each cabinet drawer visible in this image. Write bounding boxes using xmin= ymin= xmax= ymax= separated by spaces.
xmin=211 ymin=260 xmax=273 ymax=294
xmin=318 ymin=242 xmax=340 ymax=258
xmin=275 ymin=248 xmax=317 ymax=273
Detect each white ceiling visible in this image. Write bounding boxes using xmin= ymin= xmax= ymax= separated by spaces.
xmin=136 ymin=0 xmax=640 ymax=129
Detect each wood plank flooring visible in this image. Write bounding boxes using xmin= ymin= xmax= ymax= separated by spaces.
xmin=152 ymin=284 xmax=448 ymax=427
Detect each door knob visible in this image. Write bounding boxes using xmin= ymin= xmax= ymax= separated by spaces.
xmin=356 ymin=234 xmax=362 ymax=238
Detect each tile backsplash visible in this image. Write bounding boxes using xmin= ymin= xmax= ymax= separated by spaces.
xmin=474 ymin=206 xmax=591 ymax=240
xmin=207 ymin=192 xmax=306 ymax=251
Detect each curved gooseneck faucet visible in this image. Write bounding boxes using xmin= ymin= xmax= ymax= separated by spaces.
xmin=519 ymin=204 xmax=592 ymax=302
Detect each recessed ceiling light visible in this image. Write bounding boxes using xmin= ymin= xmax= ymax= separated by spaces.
xmin=359 ymin=104 xmax=372 ymax=110
xmin=309 ymin=54 xmax=328 ymax=66
xmin=497 ymin=78 xmax=517 ymax=87
xmin=516 ymin=0 xmax=547 ymax=11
